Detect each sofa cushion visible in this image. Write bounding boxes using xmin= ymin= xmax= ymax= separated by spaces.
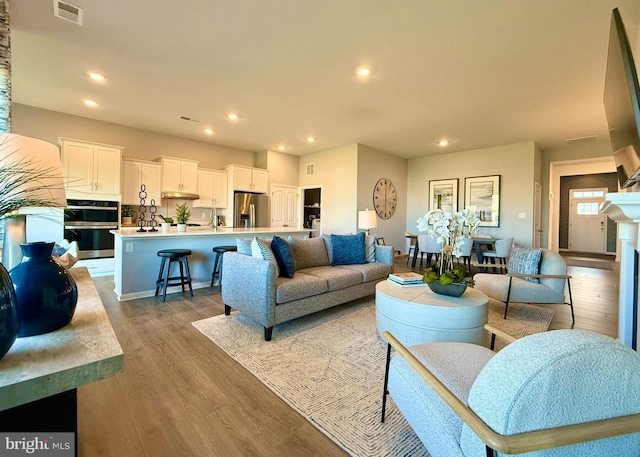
xmin=251 ymin=237 xmax=279 ymax=278
xmin=271 ymin=236 xmax=296 ymax=278
xmin=508 ymin=246 xmax=542 ymax=283
xmin=331 ymin=232 xmax=366 ymax=266
xmin=236 ymin=237 xmax=253 ymax=255
xmin=288 ymin=236 xmax=330 ymax=269
xmin=337 ymin=262 xmax=392 ymax=282
xmin=298 ymin=266 xmax=363 ymax=291
xmin=275 ymin=272 xmax=328 ymax=304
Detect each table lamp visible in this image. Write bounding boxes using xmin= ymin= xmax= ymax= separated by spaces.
xmin=358 ymin=209 xmax=378 ymax=235
xmin=0 ymin=133 xmax=67 ymax=270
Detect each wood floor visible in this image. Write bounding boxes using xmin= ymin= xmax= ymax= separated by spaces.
xmin=78 ymin=256 xmax=619 ymax=456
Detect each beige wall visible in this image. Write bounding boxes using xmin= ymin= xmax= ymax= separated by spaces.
xmin=12 ymin=104 xmax=256 ymax=169
xmin=407 ymin=142 xmax=537 ymax=247
xmin=299 ymin=144 xmax=358 ymax=235
xmin=356 ymin=144 xmax=407 ymax=253
xmin=265 ymin=150 xmax=299 ymax=187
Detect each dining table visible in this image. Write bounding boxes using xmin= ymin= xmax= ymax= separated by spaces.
xmin=471 ymin=235 xmax=496 ymax=265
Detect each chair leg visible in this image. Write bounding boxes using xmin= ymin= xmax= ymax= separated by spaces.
xmin=178 ymin=260 xmax=186 ymax=293
xmin=504 ymin=276 xmax=514 ymax=319
xmin=162 ymin=259 xmax=171 ymax=302
xmin=264 ymin=326 xmax=273 ymax=341
xmin=485 ymin=445 xmax=496 ymax=457
xmin=155 ymin=257 xmax=167 ymax=297
xmin=183 ymin=258 xmax=193 ymax=297
xmin=381 ymin=342 xmax=392 ymax=423
xmin=567 ymin=277 xmax=575 ymax=325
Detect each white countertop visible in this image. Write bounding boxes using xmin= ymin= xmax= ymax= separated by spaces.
xmin=0 ymin=267 xmax=124 ymax=411
xmin=111 ymin=226 xmax=311 ymax=239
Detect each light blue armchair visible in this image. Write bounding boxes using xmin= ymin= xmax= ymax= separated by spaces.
xmin=381 ymin=329 xmax=640 ymax=456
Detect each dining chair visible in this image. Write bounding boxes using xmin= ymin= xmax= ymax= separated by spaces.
xmin=416 ymin=234 xmax=442 ymax=270
xmin=481 ymin=237 xmax=513 ymax=273
xmin=453 ymin=236 xmax=473 ymax=272
xmin=405 ymin=232 xmax=417 ymax=266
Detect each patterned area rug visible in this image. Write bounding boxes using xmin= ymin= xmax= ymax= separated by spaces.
xmin=192 ymin=297 xmax=554 ymax=457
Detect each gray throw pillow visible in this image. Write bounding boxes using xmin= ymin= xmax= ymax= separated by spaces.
xmin=508 ymin=246 xmax=542 ymax=283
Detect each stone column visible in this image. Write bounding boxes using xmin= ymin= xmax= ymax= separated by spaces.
xmin=0 ymin=0 xmax=10 ymax=134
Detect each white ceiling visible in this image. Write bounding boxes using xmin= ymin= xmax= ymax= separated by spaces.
xmin=9 ymin=0 xmax=640 ymax=159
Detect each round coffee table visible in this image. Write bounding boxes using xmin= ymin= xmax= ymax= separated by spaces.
xmin=376 ymin=280 xmax=488 ymax=347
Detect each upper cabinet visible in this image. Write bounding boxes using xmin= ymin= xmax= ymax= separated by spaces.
xmin=224 ymin=164 xmax=269 ymax=193
xmin=60 ymin=138 xmax=123 ymax=200
xmin=194 ymin=169 xmax=228 ymax=208
xmin=160 ymin=157 xmax=199 ymax=194
xmin=122 ymin=159 xmax=162 ymax=205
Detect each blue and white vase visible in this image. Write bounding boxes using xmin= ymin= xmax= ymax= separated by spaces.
xmin=10 ymin=242 xmax=78 ymax=337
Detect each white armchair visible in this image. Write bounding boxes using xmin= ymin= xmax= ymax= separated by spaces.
xmin=381 ymin=329 xmax=640 ymax=456
xmin=473 ymin=249 xmax=574 ymax=323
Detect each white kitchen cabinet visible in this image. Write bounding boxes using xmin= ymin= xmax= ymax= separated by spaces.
xmin=194 ymin=169 xmax=228 ymax=208
xmin=121 ymin=159 xmax=162 ymax=205
xmin=224 ymin=164 xmax=269 ymax=193
xmin=159 ymin=157 xmax=199 ymax=194
xmin=60 ymin=138 xmax=123 ymax=200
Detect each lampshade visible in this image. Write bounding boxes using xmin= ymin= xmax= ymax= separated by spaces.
xmin=358 ymin=209 xmax=378 ymax=231
xmin=0 ymin=133 xmax=67 ymax=269
xmin=0 ymin=133 xmax=67 ymax=210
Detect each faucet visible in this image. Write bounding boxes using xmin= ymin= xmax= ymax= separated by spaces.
xmin=209 ymin=208 xmax=217 ymax=229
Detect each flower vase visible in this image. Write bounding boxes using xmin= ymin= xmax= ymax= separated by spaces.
xmin=10 ymin=242 xmax=78 ymax=337
xmin=427 ymin=281 xmax=467 ymax=297
xmin=0 ymin=262 xmax=19 ymax=359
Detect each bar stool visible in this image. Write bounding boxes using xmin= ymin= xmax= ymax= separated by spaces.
xmin=155 ymin=249 xmax=193 ymax=302
xmin=211 ymin=245 xmax=238 ymax=289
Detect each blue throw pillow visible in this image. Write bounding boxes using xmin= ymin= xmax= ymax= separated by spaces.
xmin=271 ymin=236 xmax=296 ymax=278
xmin=330 ymin=232 xmax=366 ymax=266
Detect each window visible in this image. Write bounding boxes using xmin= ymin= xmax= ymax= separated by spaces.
xmin=572 ymin=190 xmax=605 ymax=198
xmin=576 ymin=202 xmax=600 ymax=215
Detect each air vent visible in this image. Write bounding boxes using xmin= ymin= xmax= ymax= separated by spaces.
xmin=53 ymin=0 xmax=83 ymax=25
xmin=178 ymin=115 xmax=201 ymax=123
xmin=566 ymin=135 xmax=597 ymax=144
xmin=306 ymin=163 xmax=315 ymax=176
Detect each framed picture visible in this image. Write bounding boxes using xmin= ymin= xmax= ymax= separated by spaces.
xmin=464 ymin=175 xmax=501 ymax=227
xmin=428 ymin=178 xmax=458 ymax=214
xmin=376 ymin=237 xmax=386 ymax=246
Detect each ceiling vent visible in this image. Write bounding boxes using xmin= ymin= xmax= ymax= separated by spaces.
xmin=306 ymin=163 xmax=315 ymax=176
xmin=53 ymin=0 xmax=83 ymax=25
xmin=566 ymin=135 xmax=597 ymax=144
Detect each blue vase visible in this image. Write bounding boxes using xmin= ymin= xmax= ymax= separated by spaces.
xmin=10 ymin=242 xmax=78 ymax=337
xmin=0 ymin=262 xmax=19 ymax=358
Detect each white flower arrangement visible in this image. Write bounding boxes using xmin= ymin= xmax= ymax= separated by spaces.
xmin=417 ymin=208 xmax=481 ymax=284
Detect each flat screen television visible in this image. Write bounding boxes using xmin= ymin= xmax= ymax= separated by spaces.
xmin=603 ymin=8 xmax=640 ymax=189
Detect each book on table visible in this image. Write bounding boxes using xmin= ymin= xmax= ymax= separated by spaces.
xmin=388 ymin=272 xmax=424 ymax=285
xmin=387 ymin=279 xmax=429 ymax=288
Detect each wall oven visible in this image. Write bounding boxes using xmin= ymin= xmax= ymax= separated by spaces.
xmin=64 ymin=200 xmax=118 ymax=259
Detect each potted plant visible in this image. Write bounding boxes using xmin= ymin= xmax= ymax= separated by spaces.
xmin=161 ymin=216 xmax=173 ymax=232
xmin=121 ymin=206 xmax=134 ymax=225
xmin=417 ymin=209 xmax=480 ymax=296
xmin=175 ymin=204 xmax=191 ymax=232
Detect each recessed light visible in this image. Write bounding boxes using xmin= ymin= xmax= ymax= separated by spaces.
xmin=204 ymin=128 xmax=214 ymax=135
xmin=88 ymin=72 xmax=105 ymax=81
xmin=356 ymin=65 xmax=372 ymax=77
xmin=306 ymin=136 xmax=316 ymax=143
xmin=83 ymin=99 xmax=97 ymax=107
xmin=437 ymin=139 xmax=449 ymax=147
xmin=277 ymin=145 xmax=285 ymax=151
xmin=227 ymin=113 xmax=239 ymax=121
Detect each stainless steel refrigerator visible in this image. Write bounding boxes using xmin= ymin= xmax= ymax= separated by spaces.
xmin=234 ymin=192 xmax=269 ymax=228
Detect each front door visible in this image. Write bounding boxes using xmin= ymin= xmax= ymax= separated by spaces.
xmin=568 ymin=188 xmax=607 ymax=253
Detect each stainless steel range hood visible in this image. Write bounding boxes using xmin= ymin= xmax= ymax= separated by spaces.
xmin=161 ymin=191 xmax=200 ymax=200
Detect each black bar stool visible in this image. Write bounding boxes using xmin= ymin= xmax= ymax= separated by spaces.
xmin=155 ymin=249 xmax=193 ymax=302
xmin=211 ymin=245 xmax=238 ymax=289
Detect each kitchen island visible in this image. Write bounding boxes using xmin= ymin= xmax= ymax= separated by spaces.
xmin=111 ymin=227 xmax=310 ymax=301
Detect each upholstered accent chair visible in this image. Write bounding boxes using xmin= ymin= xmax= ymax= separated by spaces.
xmin=381 ymin=329 xmax=640 ymax=457
xmin=473 ymin=249 xmax=574 ymax=323
xmin=453 ymin=237 xmax=474 ymax=272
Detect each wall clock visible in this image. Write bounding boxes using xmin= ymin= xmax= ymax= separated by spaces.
xmin=373 ymin=178 xmax=397 ymax=219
